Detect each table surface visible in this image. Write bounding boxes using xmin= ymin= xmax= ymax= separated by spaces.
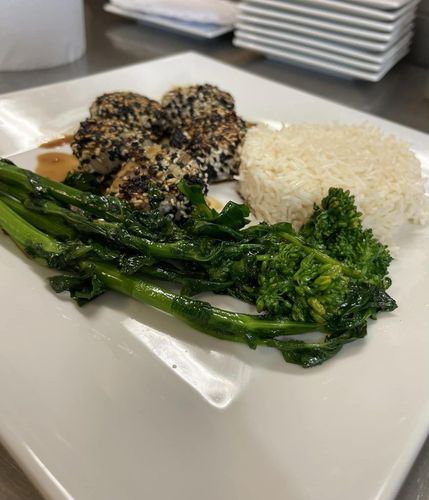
xmin=0 ymin=1 xmax=428 ymax=499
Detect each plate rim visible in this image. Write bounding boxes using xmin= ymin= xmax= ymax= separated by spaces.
xmin=235 ymin=21 xmax=414 ymax=62
xmin=233 ymin=36 xmax=409 ymax=81
xmin=269 ymin=0 xmax=419 ymax=20
xmin=236 ymin=12 xmax=413 ymax=50
xmin=244 ymin=0 xmax=416 ymax=30
xmin=234 ymin=28 xmax=411 ymax=69
xmin=239 ymin=3 xmax=414 ymax=39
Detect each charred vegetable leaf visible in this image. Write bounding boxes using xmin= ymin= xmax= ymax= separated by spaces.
xmin=63 ymin=171 xmax=103 ymax=194
xmin=50 ymin=269 xmax=106 ymax=305
xmin=179 ymin=180 xmax=250 ymax=232
xmin=271 ymin=324 xmax=367 ymax=368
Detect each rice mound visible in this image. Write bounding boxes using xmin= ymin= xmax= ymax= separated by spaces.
xmin=238 ymin=123 xmax=429 ymax=242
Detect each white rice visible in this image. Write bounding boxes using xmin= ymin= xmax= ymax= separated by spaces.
xmin=238 ymin=123 xmax=429 ymax=242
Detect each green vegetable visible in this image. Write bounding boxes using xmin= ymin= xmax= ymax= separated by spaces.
xmin=299 ymin=187 xmax=392 ymax=286
xmin=0 ymin=159 xmax=397 ymax=367
xmin=0 ymin=187 xmax=76 ymax=240
xmin=63 ymin=170 xmax=104 ymax=194
xmin=181 ymin=189 xmax=396 ymax=332
xmin=0 ymin=197 xmax=335 ymax=367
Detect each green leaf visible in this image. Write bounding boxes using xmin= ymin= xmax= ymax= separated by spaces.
xmin=187 ymin=220 xmax=242 ymax=240
xmin=213 ymin=201 xmax=250 ymax=230
xmin=326 ymin=282 xmax=397 ymax=332
xmin=49 ymin=268 xmax=106 ymax=305
xmin=178 ymin=181 xmax=213 ymax=217
xmin=179 ymin=180 xmax=250 ymax=231
xmin=63 ymin=171 xmax=103 ymax=194
xmin=269 ymin=324 xmax=367 ymax=368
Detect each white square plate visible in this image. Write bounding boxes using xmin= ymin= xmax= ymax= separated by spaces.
xmin=245 ymin=0 xmax=418 ymax=31
xmin=240 ymin=3 xmax=415 ymax=40
xmin=335 ymin=0 xmax=414 ymax=8
xmin=273 ymin=0 xmax=419 ymax=21
xmin=237 ymin=13 xmax=413 ymax=51
xmin=235 ymin=28 xmax=412 ymax=68
xmin=236 ymin=22 xmax=414 ymax=62
xmin=233 ymin=35 xmax=409 ymax=80
xmin=0 ymin=53 xmax=429 ymax=500
xmin=103 ymin=3 xmax=234 ymax=39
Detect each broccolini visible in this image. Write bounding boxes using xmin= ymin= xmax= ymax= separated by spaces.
xmin=0 ymin=159 xmax=397 ymax=367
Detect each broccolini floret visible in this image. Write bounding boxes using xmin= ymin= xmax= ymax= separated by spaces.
xmin=299 ymin=187 xmax=392 ymax=287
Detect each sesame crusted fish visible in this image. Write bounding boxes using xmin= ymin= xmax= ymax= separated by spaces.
xmin=170 ymin=113 xmax=247 ymax=182
xmin=90 ymin=91 xmax=165 ymax=138
xmin=161 ymin=84 xmax=235 ymax=131
xmin=107 ymin=143 xmax=208 ymax=220
xmin=71 ymin=117 xmax=153 ymax=175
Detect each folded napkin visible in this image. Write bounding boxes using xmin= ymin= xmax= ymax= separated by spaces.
xmin=110 ymin=0 xmax=238 ymax=24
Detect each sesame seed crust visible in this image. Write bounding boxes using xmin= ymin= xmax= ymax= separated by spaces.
xmin=161 ymin=84 xmax=235 ymax=130
xmin=106 ymin=143 xmax=208 ymax=220
xmin=71 ymin=117 xmax=154 ymax=175
xmin=170 ymin=113 xmax=247 ymax=182
xmin=90 ymin=92 xmax=165 ymax=138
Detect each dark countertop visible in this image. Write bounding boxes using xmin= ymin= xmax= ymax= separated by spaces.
xmin=0 ymin=1 xmax=428 ymax=499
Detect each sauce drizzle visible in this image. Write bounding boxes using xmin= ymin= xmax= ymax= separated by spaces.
xmin=206 ymin=196 xmax=224 ymax=212
xmin=39 ymin=135 xmax=74 ymax=149
xmin=36 ymin=152 xmax=79 ymax=182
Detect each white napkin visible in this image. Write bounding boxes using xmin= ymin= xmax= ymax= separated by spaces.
xmin=110 ymin=0 xmax=238 ymax=25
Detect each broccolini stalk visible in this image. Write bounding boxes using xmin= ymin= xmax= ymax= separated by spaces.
xmin=120 ymin=260 xmax=233 ymax=295
xmin=0 ymin=179 xmax=31 ymax=202
xmin=0 ymin=159 xmax=128 ymax=222
xmin=0 ymin=198 xmax=63 ymax=259
xmin=0 ymin=159 xmax=184 ymax=244
xmin=54 ymin=261 xmax=353 ymax=367
xmin=88 ymin=261 xmax=321 ymax=338
xmin=22 ymin=196 xmax=220 ymax=262
xmin=0 ymin=189 xmax=76 ymax=241
xmin=0 ymin=160 xmax=224 ymax=261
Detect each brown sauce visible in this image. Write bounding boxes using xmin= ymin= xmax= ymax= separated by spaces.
xmin=39 ymin=135 xmax=74 ymax=149
xmin=36 ymin=152 xmax=79 ymax=182
xmin=206 ymin=196 xmax=224 ymax=212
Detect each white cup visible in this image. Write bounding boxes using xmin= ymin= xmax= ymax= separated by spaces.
xmin=0 ymin=0 xmax=86 ymax=71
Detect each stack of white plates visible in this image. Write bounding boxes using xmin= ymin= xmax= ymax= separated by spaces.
xmin=233 ymin=0 xmax=419 ymax=81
